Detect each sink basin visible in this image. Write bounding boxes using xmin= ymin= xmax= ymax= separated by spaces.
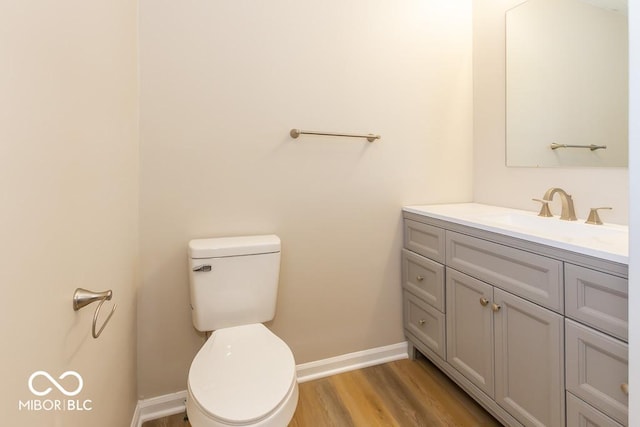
xmin=403 ymin=203 xmax=628 ymax=264
xmin=477 ymin=211 xmax=627 ymax=244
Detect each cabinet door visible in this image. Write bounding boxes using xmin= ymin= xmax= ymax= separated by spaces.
xmin=565 ymin=319 xmax=628 ymax=426
xmin=494 ymin=289 xmax=564 ymax=427
xmin=446 ymin=268 xmax=494 ymax=397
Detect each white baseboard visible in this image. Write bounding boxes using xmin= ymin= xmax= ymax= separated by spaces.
xmin=295 ymin=341 xmax=408 ymax=383
xmin=131 ymin=341 xmax=408 ymax=426
xmin=131 ymin=390 xmax=188 ymax=427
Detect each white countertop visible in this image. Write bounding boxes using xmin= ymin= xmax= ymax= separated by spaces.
xmin=404 ymin=203 xmax=628 ymax=265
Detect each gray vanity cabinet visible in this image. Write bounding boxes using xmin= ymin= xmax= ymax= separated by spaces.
xmin=402 ymin=209 xmax=628 ymax=427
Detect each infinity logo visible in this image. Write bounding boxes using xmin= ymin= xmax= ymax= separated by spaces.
xmin=28 ymin=371 xmax=84 ymax=397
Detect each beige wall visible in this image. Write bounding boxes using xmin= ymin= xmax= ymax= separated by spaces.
xmin=0 ymin=2 xmax=139 ymax=426
xmin=138 ymin=0 xmax=473 ymax=398
xmin=473 ymin=0 xmax=629 ymax=224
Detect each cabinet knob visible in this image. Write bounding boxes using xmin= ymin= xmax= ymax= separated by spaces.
xmin=621 ymin=383 xmax=629 ymax=396
xmin=491 ymin=303 xmax=501 ymax=312
xmin=418 ymin=319 xmax=426 ymax=325
xmin=480 ymin=297 xmax=489 ymax=306
xmin=416 ymin=275 xmax=424 ymax=282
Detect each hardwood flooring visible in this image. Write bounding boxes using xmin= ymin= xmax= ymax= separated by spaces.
xmin=142 ymin=353 xmax=501 ymax=427
xmin=142 ymin=413 xmax=189 ymax=427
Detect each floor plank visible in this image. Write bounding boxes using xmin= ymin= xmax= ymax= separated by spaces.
xmin=142 ymin=353 xmax=502 ymax=427
xmin=142 ymin=413 xmax=189 ymax=427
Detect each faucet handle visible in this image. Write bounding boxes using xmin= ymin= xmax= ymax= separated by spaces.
xmin=585 ymin=207 xmax=612 ymax=225
xmin=532 ymin=198 xmax=553 ymax=217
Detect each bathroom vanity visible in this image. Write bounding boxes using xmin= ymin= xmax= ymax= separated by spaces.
xmin=402 ymin=203 xmax=628 ymax=427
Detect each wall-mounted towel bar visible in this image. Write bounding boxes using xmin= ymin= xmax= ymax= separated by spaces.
xmin=290 ymin=129 xmax=381 ymax=143
xmin=73 ymin=288 xmax=116 ymax=339
xmin=550 ymin=143 xmax=607 ymax=151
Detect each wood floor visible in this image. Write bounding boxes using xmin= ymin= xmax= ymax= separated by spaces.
xmin=142 ymin=353 xmax=501 ymax=427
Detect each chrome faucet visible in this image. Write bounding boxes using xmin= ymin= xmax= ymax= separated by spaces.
xmin=541 ymin=188 xmax=577 ymax=221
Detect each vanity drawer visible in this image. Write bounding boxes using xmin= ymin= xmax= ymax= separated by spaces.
xmin=404 ymin=219 xmax=445 ymax=264
xmin=566 ymin=319 xmax=628 ymax=426
xmin=404 ymin=291 xmax=446 ymax=360
xmin=446 ymin=231 xmax=563 ymax=312
xmin=565 ymin=263 xmax=628 ymax=342
xmin=402 ymin=249 xmax=445 ymax=312
xmin=567 ymin=392 xmax=623 ymax=427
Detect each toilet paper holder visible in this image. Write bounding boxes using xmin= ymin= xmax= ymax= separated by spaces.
xmin=73 ymin=288 xmax=117 ymax=339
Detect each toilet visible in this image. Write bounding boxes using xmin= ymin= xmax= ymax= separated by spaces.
xmin=186 ymin=235 xmax=298 ymax=427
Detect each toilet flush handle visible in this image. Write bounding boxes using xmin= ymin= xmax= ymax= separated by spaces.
xmin=193 ymin=265 xmax=212 ymax=272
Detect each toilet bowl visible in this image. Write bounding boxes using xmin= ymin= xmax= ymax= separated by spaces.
xmin=186 ymin=323 xmax=298 ymax=427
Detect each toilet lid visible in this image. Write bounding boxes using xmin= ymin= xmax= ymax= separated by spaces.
xmin=188 ymin=323 xmax=296 ymax=424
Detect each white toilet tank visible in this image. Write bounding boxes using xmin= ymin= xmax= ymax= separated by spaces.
xmin=188 ymin=235 xmax=281 ymax=331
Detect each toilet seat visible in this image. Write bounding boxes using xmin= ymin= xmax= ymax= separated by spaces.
xmin=188 ymin=323 xmax=296 ymax=425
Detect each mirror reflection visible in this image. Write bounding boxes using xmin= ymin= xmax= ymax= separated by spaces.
xmin=505 ymin=0 xmax=628 ymax=167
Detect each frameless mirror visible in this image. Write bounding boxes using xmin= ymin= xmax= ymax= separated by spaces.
xmin=505 ymin=0 xmax=628 ymax=167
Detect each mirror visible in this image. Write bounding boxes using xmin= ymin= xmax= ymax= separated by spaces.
xmin=505 ymin=0 xmax=628 ymax=167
